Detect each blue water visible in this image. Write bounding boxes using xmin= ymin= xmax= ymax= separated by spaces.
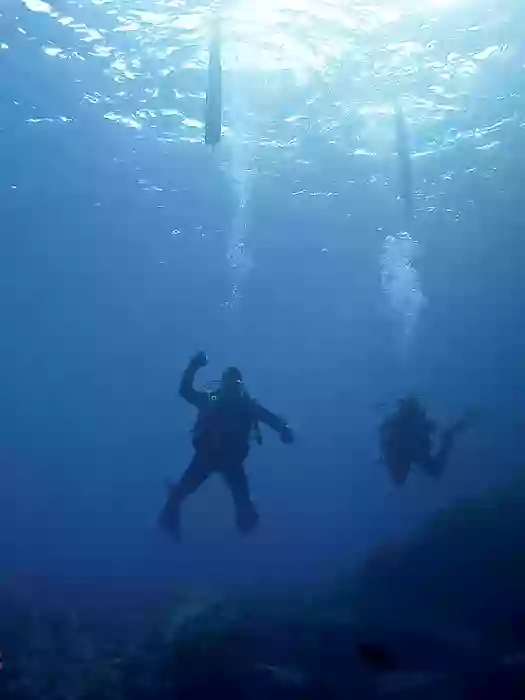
xmin=0 ymin=0 xmax=524 ymax=695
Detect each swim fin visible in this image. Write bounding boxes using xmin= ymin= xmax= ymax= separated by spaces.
xmin=158 ymin=482 xmax=182 ymax=541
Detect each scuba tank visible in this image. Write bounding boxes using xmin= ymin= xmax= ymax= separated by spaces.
xmin=192 ymin=382 xmax=263 ymax=447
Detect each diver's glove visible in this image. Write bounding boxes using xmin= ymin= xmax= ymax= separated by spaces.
xmin=280 ymin=425 xmax=295 ymax=444
xmin=190 ymin=350 xmax=208 ymax=368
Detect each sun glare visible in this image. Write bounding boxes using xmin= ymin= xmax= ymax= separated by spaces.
xmin=227 ymin=0 xmax=461 ymax=73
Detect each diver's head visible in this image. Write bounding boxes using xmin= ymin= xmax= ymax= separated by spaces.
xmin=398 ymin=394 xmax=423 ymax=416
xmin=219 ymin=366 xmax=244 ymax=398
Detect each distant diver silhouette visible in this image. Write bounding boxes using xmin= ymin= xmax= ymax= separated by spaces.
xmin=380 ymin=395 xmax=477 ymax=485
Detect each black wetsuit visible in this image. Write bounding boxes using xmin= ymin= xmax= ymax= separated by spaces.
xmin=161 ymin=361 xmax=289 ymax=536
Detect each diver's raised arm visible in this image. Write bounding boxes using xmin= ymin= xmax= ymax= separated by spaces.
xmin=179 ymin=351 xmax=209 ymax=408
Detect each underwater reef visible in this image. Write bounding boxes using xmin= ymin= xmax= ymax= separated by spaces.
xmin=2 ymin=477 xmax=525 ymax=699
xmin=354 ymin=475 xmax=525 ymax=645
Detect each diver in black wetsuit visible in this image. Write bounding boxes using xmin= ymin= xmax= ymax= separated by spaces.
xmin=159 ymin=351 xmax=294 ymax=540
xmin=380 ymin=395 xmax=475 ymax=485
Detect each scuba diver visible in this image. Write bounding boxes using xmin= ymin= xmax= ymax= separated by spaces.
xmin=380 ymin=395 xmax=476 ymax=485
xmin=159 ymin=351 xmax=294 ymax=540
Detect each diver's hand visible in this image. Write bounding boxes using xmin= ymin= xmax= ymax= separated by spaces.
xmin=280 ymin=425 xmax=295 ymax=445
xmin=190 ymin=350 xmax=208 ymax=368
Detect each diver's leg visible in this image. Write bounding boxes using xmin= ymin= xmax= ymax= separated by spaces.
xmin=420 ymin=454 xmax=443 ymax=478
xmin=421 ymin=423 xmax=462 ymax=478
xmin=220 ymin=463 xmax=259 ymax=534
xmin=422 ymin=411 xmax=477 ymax=478
xmin=386 ymin=454 xmax=411 ymax=485
xmin=158 ymin=452 xmax=212 ymax=539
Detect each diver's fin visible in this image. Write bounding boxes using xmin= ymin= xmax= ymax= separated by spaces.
xmin=159 ymin=485 xmax=182 ymax=541
xmin=443 ymin=409 xmax=479 ymax=443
